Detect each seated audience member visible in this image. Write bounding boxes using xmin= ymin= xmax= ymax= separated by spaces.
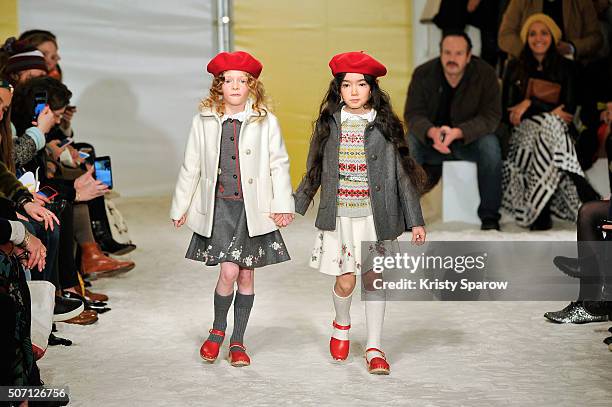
xmin=2 ymin=77 xmax=98 ymax=330
xmin=432 ymin=0 xmax=504 ymax=67
xmin=501 ymin=15 xmax=599 ymax=230
xmin=18 ymin=29 xmax=62 ymax=81
xmin=10 ymin=77 xmax=133 ymax=323
xmin=545 ymin=199 xmax=612 ymax=323
xmin=498 ymin=0 xmax=603 ymax=64
xmin=404 ymin=31 xmax=503 ymax=230
xmin=0 ymin=38 xmax=47 ymax=86
xmin=13 ymin=31 xmax=136 ymax=256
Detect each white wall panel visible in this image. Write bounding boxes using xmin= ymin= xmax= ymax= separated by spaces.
xmin=20 ymin=0 xmax=217 ymax=196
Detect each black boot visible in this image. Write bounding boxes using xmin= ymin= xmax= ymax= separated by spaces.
xmin=91 ymin=219 xmax=136 ymax=255
xmin=530 ymin=203 xmax=552 ymax=231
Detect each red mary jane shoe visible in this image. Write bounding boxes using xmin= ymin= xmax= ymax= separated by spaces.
xmin=228 ymin=343 xmax=251 ymax=367
xmin=329 ymin=320 xmax=351 ymax=361
xmin=200 ymin=329 xmax=225 ymax=362
xmin=365 ymin=348 xmax=390 ymax=375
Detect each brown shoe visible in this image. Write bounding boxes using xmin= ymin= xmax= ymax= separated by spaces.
xmin=71 ymin=285 xmax=110 ymax=302
xmin=61 ymin=310 xmax=99 ymax=325
xmin=81 ymin=242 xmax=135 ymax=275
xmin=84 ymin=288 xmax=109 ymax=302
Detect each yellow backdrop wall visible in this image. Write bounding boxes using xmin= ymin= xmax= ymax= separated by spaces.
xmin=0 ymin=1 xmax=18 ymax=42
xmin=233 ymin=1 xmax=414 ymax=186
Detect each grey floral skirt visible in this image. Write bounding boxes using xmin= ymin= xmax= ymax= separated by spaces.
xmin=185 ymin=198 xmax=290 ymax=268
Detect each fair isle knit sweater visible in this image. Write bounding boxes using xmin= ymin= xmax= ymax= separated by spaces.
xmin=337 ymin=108 xmax=376 ymax=217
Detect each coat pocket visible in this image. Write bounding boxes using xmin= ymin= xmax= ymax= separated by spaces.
xmin=385 ymin=179 xmax=400 ymax=215
xmin=256 ymin=176 xmax=272 ymax=212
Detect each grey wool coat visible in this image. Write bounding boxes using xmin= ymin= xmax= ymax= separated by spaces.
xmin=294 ymin=110 xmax=425 ymax=241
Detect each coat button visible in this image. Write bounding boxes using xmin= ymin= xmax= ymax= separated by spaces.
xmin=233 ymin=174 xmax=237 ymax=179
xmin=230 ymin=136 xmax=235 ymax=141
xmin=371 ymin=154 xmax=377 ymax=160
xmin=375 ymin=185 xmax=381 ymax=191
xmin=246 ymin=149 xmax=251 ymax=155
xmin=218 ymin=168 xmax=222 ymax=175
xmin=248 ymin=178 xmax=253 ymax=184
xmin=234 ymin=192 xmax=239 ymax=196
xmin=231 ymin=155 xmax=236 ymax=160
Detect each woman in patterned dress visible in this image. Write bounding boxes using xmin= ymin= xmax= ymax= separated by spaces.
xmin=502 ymin=14 xmax=598 ymax=230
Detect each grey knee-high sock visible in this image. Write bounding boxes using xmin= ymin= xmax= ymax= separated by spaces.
xmin=230 ymin=292 xmax=255 ymax=350
xmin=208 ymin=291 xmax=234 ymax=343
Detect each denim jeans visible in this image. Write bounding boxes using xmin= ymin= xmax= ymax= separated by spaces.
xmin=409 ymin=133 xmax=502 ymax=221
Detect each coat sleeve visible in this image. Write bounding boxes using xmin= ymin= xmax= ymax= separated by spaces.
xmin=456 ymin=64 xmax=502 ymax=144
xmin=404 ymin=67 xmax=435 ymax=144
xmin=396 ymin=150 xmax=425 ymax=229
xmin=170 ymin=115 xmax=202 ymax=220
xmin=571 ymin=0 xmax=603 ymax=59
xmin=498 ymin=0 xmax=525 ymax=58
xmin=267 ymin=113 xmax=295 ymax=214
xmin=13 ymin=128 xmax=44 ymax=168
xmin=294 ymin=123 xmax=323 ymax=215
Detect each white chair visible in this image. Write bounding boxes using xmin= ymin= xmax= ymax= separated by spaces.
xmin=442 ymin=161 xmax=481 ymax=224
xmin=585 ymin=158 xmax=610 ymax=198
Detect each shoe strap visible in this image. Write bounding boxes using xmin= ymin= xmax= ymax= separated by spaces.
xmin=332 ymin=321 xmax=351 ymax=330
xmin=209 ymin=329 xmax=225 ymax=337
xmin=229 ymin=342 xmax=246 ymax=352
xmin=365 ymin=347 xmax=386 ymax=360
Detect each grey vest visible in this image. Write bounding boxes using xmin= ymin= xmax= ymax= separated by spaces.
xmin=215 ymin=118 xmax=243 ymax=200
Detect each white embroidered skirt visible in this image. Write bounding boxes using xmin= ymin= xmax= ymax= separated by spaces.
xmin=309 ymin=215 xmax=395 ymax=276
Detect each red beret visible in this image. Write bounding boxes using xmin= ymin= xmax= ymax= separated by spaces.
xmin=207 ymin=51 xmax=263 ymax=78
xmin=328 ymin=51 xmax=387 ymax=78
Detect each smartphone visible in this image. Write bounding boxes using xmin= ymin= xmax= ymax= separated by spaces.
xmin=58 ymin=138 xmax=73 ymax=148
xmin=94 ymin=156 xmax=113 ymax=189
xmin=36 ymin=185 xmax=58 ymax=200
xmin=33 ymin=91 xmax=48 ymax=121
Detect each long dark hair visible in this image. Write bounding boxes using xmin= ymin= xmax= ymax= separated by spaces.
xmin=516 ymin=36 xmax=563 ymax=95
xmin=301 ymin=73 xmax=426 ymax=199
xmin=0 ymin=103 xmax=15 ymax=173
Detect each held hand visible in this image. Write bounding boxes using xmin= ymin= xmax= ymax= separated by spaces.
xmin=508 ymin=99 xmax=531 ymax=126
xmin=23 ymin=202 xmax=59 ymax=231
xmin=269 ymin=213 xmax=295 ymax=227
xmin=173 ymin=214 xmax=187 ymax=228
xmin=46 ymin=140 xmax=68 ymax=161
xmin=32 ymin=105 xmax=55 ymax=134
xmin=60 ymin=106 xmax=76 ymax=130
xmin=411 ymin=226 xmax=426 ymax=245
xmin=552 ymin=104 xmax=573 ymax=124
xmin=33 ymin=193 xmax=49 ymax=206
xmin=74 ymin=166 xmax=109 ymax=201
xmin=23 ymin=232 xmax=47 ymax=271
xmin=441 ymin=126 xmax=463 ymax=148
xmin=603 ymin=224 xmax=612 ymax=231
xmin=428 ymin=126 xmax=451 ymax=154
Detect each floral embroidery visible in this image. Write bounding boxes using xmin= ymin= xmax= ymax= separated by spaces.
xmin=189 ymin=235 xmax=287 ymax=268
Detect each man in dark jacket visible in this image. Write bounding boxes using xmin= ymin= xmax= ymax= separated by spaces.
xmin=404 ymin=31 xmax=502 ymax=230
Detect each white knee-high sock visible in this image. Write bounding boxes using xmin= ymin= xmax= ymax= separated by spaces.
xmin=365 ymin=300 xmax=386 ymax=354
xmin=332 ymin=287 xmax=353 ymax=340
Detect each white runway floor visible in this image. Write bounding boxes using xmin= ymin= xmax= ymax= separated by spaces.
xmin=38 ymin=197 xmax=612 ymax=406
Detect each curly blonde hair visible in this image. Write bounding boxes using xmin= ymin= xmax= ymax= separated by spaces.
xmin=200 ymin=72 xmax=267 ymax=118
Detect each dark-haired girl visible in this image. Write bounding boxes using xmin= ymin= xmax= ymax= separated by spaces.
xmin=295 ymin=52 xmax=426 ymax=375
